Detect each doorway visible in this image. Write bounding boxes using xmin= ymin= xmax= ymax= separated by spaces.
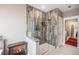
xmin=65 ymin=19 xmax=78 ymax=47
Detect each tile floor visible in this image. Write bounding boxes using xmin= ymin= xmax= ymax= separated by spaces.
xmin=40 ymin=43 xmax=79 ymax=55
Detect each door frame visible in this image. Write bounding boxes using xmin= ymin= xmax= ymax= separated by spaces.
xmin=63 ymin=15 xmax=79 ymax=48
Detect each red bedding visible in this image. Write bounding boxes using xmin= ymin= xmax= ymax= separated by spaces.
xmin=65 ymin=38 xmax=77 ymax=47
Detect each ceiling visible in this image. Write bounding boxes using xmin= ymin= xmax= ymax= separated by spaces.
xmin=29 ymin=4 xmax=79 ymax=12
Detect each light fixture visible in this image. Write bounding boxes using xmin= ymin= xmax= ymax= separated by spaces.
xmin=68 ymin=6 xmax=71 ymax=8
xmin=41 ymin=5 xmax=45 ymax=9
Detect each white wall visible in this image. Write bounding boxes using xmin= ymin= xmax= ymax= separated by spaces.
xmin=0 ymin=5 xmax=26 ymax=44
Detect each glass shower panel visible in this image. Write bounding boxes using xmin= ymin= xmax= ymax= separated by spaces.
xmin=26 ymin=5 xmax=46 ymax=45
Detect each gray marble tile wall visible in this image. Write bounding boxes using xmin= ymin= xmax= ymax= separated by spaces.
xmin=26 ymin=5 xmax=46 ymax=44
xmin=26 ymin=5 xmax=63 ymax=47
xmin=46 ymin=8 xmax=63 ymax=48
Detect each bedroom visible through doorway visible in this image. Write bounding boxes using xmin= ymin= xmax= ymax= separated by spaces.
xmin=65 ymin=19 xmax=78 ymax=47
